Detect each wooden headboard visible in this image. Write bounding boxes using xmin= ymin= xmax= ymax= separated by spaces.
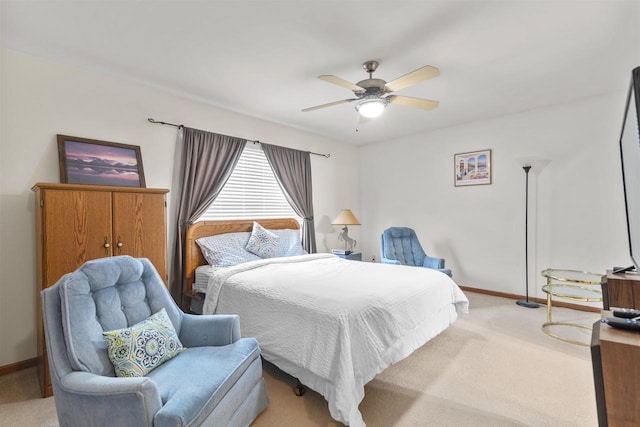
xmin=184 ymin=218 xmax=300 ymax=299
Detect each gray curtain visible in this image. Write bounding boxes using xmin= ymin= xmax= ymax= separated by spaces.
xmin=170 ymin=127 xmax=246 ymax=308
xmin=262 ymin=143 xmax=317 ymax=253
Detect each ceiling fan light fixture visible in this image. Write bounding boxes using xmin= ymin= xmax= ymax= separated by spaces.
xmin=356 ymin=97 xmax=387 ymax=118
xmin=303 ymin=61 xmax=439 ymax=116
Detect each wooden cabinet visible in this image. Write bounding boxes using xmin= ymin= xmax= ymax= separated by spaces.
xmin=602 ymin=271 xmax=640 ymax=310
xmin=32 ymin=183 xmax=169 ymax=397
xmin=591 ymin=312 xmax=640 ymax=426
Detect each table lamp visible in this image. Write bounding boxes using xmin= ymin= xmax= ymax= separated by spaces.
xmin=332 ymin=209 xmax=361 ymax=253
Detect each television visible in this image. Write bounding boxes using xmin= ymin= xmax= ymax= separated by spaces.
xmin=616 ymin=66 xmax=640 ymax=274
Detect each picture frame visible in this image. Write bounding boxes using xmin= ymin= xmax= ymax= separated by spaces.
xmin=454 ymin=149 xmax=492 ymax=187
xmin=57 ymin=135 xmax=146 ymax=187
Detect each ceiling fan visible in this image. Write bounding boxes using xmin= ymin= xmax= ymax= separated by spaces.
xmin=302 ymin=61 xmax=440 ymax=118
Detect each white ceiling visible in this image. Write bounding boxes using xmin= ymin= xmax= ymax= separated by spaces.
xmin=2 ymin=1 xmax=640 ymax=145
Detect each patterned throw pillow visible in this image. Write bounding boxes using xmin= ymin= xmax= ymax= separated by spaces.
xmin=245 ymin=222 xmax=280 ymax=258
xmin=196 ymin=232 xmax=262 ymax=267
xmin=103 ymin=308 xmax=184 ymax=377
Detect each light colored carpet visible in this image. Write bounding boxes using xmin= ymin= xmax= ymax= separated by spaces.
xmin=0 ymin=292 xmax=600 ymax=426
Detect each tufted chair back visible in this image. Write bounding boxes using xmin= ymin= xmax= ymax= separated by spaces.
xmin=381 ymin=227 xmax=426 ymax=267
xmin=56 ymin=256 xmax=182 ymax=376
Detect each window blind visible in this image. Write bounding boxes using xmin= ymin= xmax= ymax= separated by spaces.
xmin=197 ymin=144 xmax=301 ymax=222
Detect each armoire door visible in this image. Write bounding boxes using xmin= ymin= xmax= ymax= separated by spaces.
xmin=42 ymin=189 xmax=113 ymax=286
xmin=112 ymin=192 xmax=167 ymax=281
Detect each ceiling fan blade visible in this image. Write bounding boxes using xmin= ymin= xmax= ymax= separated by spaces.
xmin=384 ymin=65 xmax=440 ymax=92
xmin=387 ymin=95 xmax=439 ymax=110
xmin=318 ymin=75 xmax=365 ymax=93
xmin=302 ymin=98 xmax=357 ymax=112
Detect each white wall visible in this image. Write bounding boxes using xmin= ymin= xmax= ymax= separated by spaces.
xmin=359 ymin=93 xmax=629 ymax=301
xmin=0 ymin=48 xmax=360 ymax=366
xmin=1 ymin=46 xmax=631 ymax=367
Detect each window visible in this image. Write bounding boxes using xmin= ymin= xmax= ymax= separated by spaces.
xmin=197 ymin=143 xmax=301 ymax=222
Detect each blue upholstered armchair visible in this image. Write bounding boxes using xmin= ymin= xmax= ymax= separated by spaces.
xmin=41 ymin=256 xmax=268 ymax=427
xmin=381 ymin=227 xmax=452 ymax=277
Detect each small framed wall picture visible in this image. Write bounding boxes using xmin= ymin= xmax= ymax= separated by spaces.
xmin=57 ymin=135 xmax=146 ymax=187
xmin=454 ymin=149 xmax=492 ymax=187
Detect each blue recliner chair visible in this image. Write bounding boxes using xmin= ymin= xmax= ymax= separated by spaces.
xmin=41 ymin=255 xmax=269 ymax=427
xmin=381 ymin=227 xmax=452 ymax=277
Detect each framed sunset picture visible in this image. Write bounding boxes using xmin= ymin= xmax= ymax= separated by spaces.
xmin=57 ymin=135 xmax=146 ymax=187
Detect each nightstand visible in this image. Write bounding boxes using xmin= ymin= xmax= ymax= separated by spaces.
xmin=334 ymin=252 xmax=362 ymax=261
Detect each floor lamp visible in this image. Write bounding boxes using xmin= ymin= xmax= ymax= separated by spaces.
xmin=517 ymin=165 xmax=539 ymax=308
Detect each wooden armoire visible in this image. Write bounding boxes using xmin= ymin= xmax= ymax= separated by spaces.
xmin=32 ymin=183 xmax=169 ymax=397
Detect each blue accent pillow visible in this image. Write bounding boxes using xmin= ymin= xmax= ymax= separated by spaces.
xmin=246 ymin=222 xmax=280 ymax=258
xmin=103 ymin=308 xmax=184 ymax=377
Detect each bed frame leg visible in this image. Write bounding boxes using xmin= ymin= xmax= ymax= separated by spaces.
xmin=294 ymin=378 xmax=306 ymax=397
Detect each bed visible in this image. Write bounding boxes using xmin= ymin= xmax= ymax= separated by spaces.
xmin=185 ymin=218 xmax=469 ymax=427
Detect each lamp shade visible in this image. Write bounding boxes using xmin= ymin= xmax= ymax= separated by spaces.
xmin=516 ymin=157 xmax=552 ymax=176
xmin=332 ymin=209 xmax=361 ymax=226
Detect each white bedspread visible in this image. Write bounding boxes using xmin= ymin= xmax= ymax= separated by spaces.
xmin=202 ymin=253 xmax=468 ymax=427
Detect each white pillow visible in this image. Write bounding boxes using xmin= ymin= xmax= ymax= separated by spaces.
xmin=196 ymin=232 xmax=261 ymax=267
xmin=271 ymin=228 xmax=307 ymax=257
xmin=245 ymin=222 xmax=280 ymax=258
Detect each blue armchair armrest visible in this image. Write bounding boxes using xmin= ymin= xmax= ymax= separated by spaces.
xmin=423 ymin=255 xmax=445 ymax=269
xmin=179 ymin=313 xmax=241 ymax=347
xmin=59 ymin=371 xmax=162 ymax=425
xmin=381 ymin=256 xmax=401 ymax=265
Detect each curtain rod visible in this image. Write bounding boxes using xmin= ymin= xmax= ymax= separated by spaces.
xmin=148 ymin=118 xmax=330 ymax=158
